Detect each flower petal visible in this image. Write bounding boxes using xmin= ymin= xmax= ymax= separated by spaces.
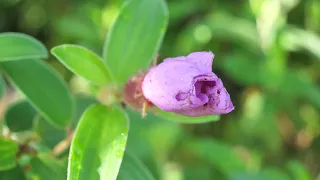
xmin=142 ymin=58 xmax=203 ymax=111
xmin=141 ymin=51 xmax=234 ymax=117
xmin=187 ymin=51 xmax=214 ymax=73
xmin=175 ymin=78 xmax=234 ymax=116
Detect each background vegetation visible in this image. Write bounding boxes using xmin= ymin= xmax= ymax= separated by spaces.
xmin=0 ymin=0 xmax=320 ymax=179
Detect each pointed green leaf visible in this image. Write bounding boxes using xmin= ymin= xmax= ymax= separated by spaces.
xmin=152 ymin=108 xmax=220 ymax=124
xmin=4 ymin=100 xmax=37 ymax=132
xmin=0 ymin=33 xmax=48 ymax=61
xmin=103 ymin=0 xmax=168 ymax=84
xmin=51 ymin=45 xmax=112 ymax=85
xmin=0 ymin=59 xmax=74 ymax=128
xmin=0 ymin=137 xmax=19 ymax=170
xmin=68 ymin=105 xmax=129 ymax=180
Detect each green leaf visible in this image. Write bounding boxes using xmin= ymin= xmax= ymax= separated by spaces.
xmin=103 ymin=0 xmax=168 ymax=84
xmin=0 ymin=137 xmax=19 ymax=170
xmin=68 ymin=105 xmax=129 ymax=180
xmin=286 ymin=160 xmax=312 ymax=180
xmin=152 ymin=108 xmax=220 ymax=124
xmin=51 ymin=45 xmax=112 ymax=85
xmin=0 ymin=33 xmax=48 ymax=61
xmin=30 ymin=154 xmax=67 ymax=180
xmin=0 ymin=75 xmax=6 ymax=99
xmin=0 ymin=165 xmax=26 ymax=180
xmin=0 ymin=59 xmax=74 ymax=128
xmin=117 ymin=152 xmax=155 ymax=180
xmin=4 ymin=100 xmax=37 ymax=132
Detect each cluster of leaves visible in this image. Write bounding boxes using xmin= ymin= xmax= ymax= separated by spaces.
xmin=0 ymin=0 xmax=320 ymax=179
xmin=0 ymin=0 xmax=219 ymax=179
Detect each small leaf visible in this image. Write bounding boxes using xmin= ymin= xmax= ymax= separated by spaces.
xmin=68 ymin=105 xmax=129 ymax=180
xmin=103 ymin=0 xmax=169 ymax=85
xmin=30 ymin=154 xmax=67 ymax=180
xmin=4 ymin=100 xmax=37 ymax=132
xmin=117 ymin=152 xmax=155 ymax=180
xmin=0 ymin=32 xmax=48 ymax=61
xmin=0 ymin=59 xmax=74 ymax=128
xmin=0 ymin=75 xmax=6 ymax=99
xmin=152 ymin=108 xmax=220 ymax=124
xmin=0 ymin=137 xmax=19 ymax=170
xmin=51 ymin=45 xmax=112 ymax=85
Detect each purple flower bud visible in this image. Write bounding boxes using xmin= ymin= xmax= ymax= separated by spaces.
xmin=142 ymin=51 xmax=234 ymax=116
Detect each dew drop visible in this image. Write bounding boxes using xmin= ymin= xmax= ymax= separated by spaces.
xmin=116 ymin=149 xmax=124 ymax=158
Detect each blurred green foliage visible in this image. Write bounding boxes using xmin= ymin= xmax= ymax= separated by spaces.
xmin=1 ymin=0 xmax=320 ymax=179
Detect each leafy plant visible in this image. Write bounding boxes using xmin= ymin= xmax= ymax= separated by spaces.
xmin=0 ymin=0 xmax=319 ymax=179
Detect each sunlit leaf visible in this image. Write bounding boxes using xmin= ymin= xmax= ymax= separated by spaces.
xmin=0 ymin=137 xmax=19 ymax=170
xmin=51 ymin=45 xmax=112 ymax=85
xmin=68 ymin=105 xmax=129 ymax=180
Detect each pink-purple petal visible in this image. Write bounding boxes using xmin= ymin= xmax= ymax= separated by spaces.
xmin=142 ymin=51 xmax=234 ymax=117
xmin=187 ymin=51 xmax=214 ymax=73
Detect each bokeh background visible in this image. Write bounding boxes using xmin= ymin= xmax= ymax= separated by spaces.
xmin=1 ymin=0 xmax=320 ymax=179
